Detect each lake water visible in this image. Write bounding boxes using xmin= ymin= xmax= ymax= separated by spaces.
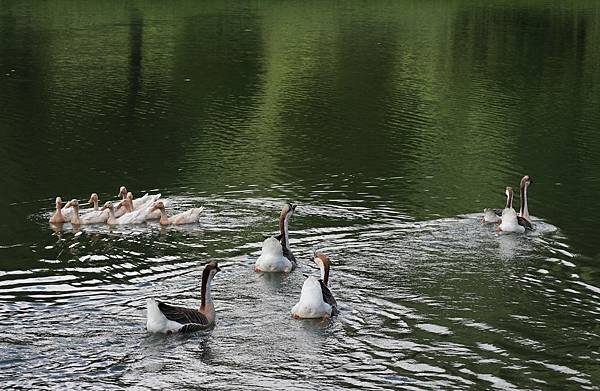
xmin=1 ymin=1 xmax=599 ymax=389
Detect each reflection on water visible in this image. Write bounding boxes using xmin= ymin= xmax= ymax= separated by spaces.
xmin=1 ymin=0 xmax=600 ymax=389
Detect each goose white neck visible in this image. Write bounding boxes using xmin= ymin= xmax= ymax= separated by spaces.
xmin=200 ymin=272 xmax=216 ymax=310
xmin=506 ymin=191 xmax=513 ymax=209
xmin=317 ymin=260 xmax=330 ymax=285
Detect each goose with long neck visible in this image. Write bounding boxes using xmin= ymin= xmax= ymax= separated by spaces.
xmin=146 ymin=261 xmax=221 ymax=334
xmin=49 ymin=197 xmax=67 ymax=224
xmin=66 ymin=199 xmax=109 ymax=225
xmin=498 ymin=187 xmax=525 ymax=233
xmin=255 ymin=203 xmax=297 ymax=272
xmin=89 ymin=193 xmax=100 ymax=211
xmin=148 ymin=201 xmax=203 ymax=225
xmin=118 ymin=186 xmax=128 ymax=200
xmin=519 ymin=175 xmax=533 ymax=229
xmin=291 ymin=252 xmax=338 ymax=319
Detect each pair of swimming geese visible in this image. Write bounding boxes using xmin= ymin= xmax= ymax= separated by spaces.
xmin=482 ymin=175 xmax=533 ymax=233
xmin=146 ymin=203 xmax=336 ymax=334
xmin=49 ymin=186 xmax=203 ymax=226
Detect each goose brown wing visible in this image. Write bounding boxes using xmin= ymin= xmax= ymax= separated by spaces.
xmin=517 ymin=216 xmax=534 ymax=231
xmin=319 ymin=280 xmax=338 ymax=315
xmin=157 ymin=301 xmax=209 ymax=326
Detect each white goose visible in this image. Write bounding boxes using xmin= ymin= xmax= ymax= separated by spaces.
xmin=146 ymin=261 xmax=220 ymax=334
xmin=291 ymin=252 xmax=338 ymax=319
xmin=498 ymin=187 xmax=525 ymax=233
xmin=88 ymin=193 xmax=100 ymax=211
xmin=49 ymin=197 xmax=67 ymax=224
xmin=65 ymin=199 xmax=109 ymax=225
xmin=148 ymin=201 xmax=203 ymax=225
xmin=255 ymin=203 xmax=297 ymax=272
xmin=101 ymin=201 xmax=148 ymax=225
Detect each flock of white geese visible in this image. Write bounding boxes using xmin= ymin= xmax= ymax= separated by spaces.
xmin=49 ymin=186 xmax=203 ymax=226
xmin=49 ymin=175 xmax=534 ymax=334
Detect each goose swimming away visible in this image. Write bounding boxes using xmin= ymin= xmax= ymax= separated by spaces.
xmin=146 ymin=261 xmax=221 ymax=334
xmin=498 ymin=187 xmax=525 ymax=233
xmin=65 ymin=199 xmax=109 ymax=225
xmin=49 ymin=197 xmax=67 ymax=224
xmin=291 ymin=252 xmax=338 ymax=319
xmin=101 ymin=201 xmax=148 ymax=225
xmin=148 ymin=201 xmax=203 ymax=225
xmin=255 ymin=203 xmax=297 ymax=272
xmin=518 ymin=175 xmax=533 ymax=230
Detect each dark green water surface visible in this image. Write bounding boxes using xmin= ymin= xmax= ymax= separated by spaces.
xmin=1 ymin=1 xmax=599 ymax=389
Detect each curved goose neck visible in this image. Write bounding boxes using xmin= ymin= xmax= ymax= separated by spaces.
xmin=93 ymin=199 xmax=99 ymax=211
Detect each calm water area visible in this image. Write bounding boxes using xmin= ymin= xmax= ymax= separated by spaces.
xmin=1 ymin=1 xmax=599 ymax=389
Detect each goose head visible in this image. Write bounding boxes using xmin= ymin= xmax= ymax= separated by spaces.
xmin=101 ymin=201 xmax=114 ymax=212
xmin=149 ymin=201 xmax=165 ymax=212
xmin=88 ymin=193 xmax=99 ymax=208
xmin=118 ymin=186 xmax=128 ymax=200
xmin=278 ymin=203 xmax=296 ymax=230
xmin=65 ymin=199 xmax=79 ymax=210
xmin=520 ymin=175 xmax=532 ymax=188
xmin=116 ymin=197 xmax=133 ymax=213
xmin=55 ymin=197 xmax=63 ymax=209
xmin=203 ymin=261 xmax=221 ymax=278
xmin=279 ymin=203 xmax=296 ymax=221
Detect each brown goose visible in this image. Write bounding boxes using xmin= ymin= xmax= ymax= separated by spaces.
xmin=146 ymin=261 xmax=221 ymax=334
